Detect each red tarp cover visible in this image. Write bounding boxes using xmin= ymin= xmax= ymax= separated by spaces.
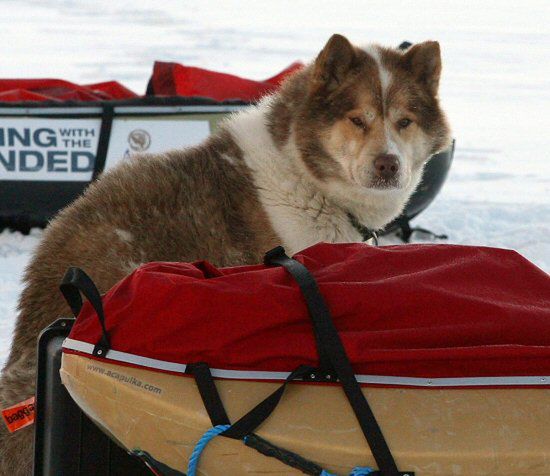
xmin=150 ymin=61 xmax=304 ymax=101
xmin=0 ymin=62 xmax=303 ymax=103
xmin=0 ymin=79 xmax=138 ymax=102
xmin=65 ymin=243 xmax=550 ymax=382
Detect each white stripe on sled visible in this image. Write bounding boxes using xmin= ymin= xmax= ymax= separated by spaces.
xmin=62 ymin=338 xmax=550 ymax=388
xmin=63 ymin=338 xmax=188 ymax=374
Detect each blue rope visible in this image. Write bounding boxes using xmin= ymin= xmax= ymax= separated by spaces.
xmin=350 ymin=468 xmax=375 ymax=476
xmin=188 ymin=425 xmax=373 ymax=476
xmin=186 ymin=424 xmax=230 ymax=476
xmin=321 ymin=466 xmax=374 ymax=476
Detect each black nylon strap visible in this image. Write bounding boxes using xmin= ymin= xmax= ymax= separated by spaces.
xmin=264 ymin=246 xmax=400 ymax=476
xmin=190 ymin=361 xmax=412 ymax=476
xmin=264 ymin=247 xmax=334 ymax=378
xmin=189 ymin=363 xmax=230 ymax=426
xmin=221 ymin=364 xmax=312 ymax=439
xmin=244 ymin=434 xmax=324 ymax=476
xmin=191 ymin=361 xmax=312 ymax=439
xmin=60 ymin=267 xmax=110 ymax=356
xmin=92 ymin=104 xmax=114 ymax=180
xmin=132 ymin=450 xmax=186 ymax=476
xmin=191 ymin=363 xmax=326 ymax=475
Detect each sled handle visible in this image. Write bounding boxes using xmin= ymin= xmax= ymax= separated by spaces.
xmin=60 ymin=267 xmax=110 ymax=356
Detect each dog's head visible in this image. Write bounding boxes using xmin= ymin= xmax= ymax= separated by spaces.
xmin=289 ymin=34 xmax=451 ymax=228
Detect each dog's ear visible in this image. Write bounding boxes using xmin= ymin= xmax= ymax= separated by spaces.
xmin=311 ymin=34 xmax=356 ymax=93
xmin=403 ymin=41 xmax=442 ymax=95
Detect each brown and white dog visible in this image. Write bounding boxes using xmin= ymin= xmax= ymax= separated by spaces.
xmin=0 ymin=34 xmax=450 ymax=474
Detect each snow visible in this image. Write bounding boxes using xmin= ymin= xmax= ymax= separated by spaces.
xmin=0 ymin=1 xmax=548 ymax=368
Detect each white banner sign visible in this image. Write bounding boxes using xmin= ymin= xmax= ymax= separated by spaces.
xmin=0 ymin=118 xmax=101 ymax=181
xmin=0 ymin=116 xmax=212 ymax=181
xmin=104 ymin=118 xmax=211 ymax=170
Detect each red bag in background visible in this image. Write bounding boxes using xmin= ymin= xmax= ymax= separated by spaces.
xmin=0 ymin=61 xmax=303 ymax=103
xmin=149 ymin=60 xmax=304 ymax=101
xmin=0 ymin=79 xmax=138 ymax=102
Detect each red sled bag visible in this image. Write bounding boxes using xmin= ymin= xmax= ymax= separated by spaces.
xmin=59 ymin=243 xmax=550 ymax=476
xmin=149 ymin=60 xmax=303 ymax=101
xmin=0 ymin=79 xmax=137 ymax=102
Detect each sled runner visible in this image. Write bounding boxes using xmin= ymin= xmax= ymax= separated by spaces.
xmin=59 ymin=243 xmax=550 ymax=475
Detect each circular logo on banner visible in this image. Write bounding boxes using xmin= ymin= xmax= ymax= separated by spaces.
xmin=128 ymin=129 xmax=151 ymax=152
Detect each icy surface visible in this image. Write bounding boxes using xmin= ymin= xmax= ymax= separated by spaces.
xmin=0 ymin=1 xmax=548 ymax=367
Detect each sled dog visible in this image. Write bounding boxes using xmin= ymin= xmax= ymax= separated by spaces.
xmin=0 ymin=34 xmax=450 ymax=474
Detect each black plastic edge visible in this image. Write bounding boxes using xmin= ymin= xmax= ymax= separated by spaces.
xmin=33 ymin=318 xmax=75 ymax=476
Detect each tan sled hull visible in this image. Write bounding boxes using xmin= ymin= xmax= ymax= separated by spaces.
xmin=60 ymin=353 xmax=550 ymax=475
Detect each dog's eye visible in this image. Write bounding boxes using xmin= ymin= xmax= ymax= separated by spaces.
xmin=349 ymin=117 xmax=365 ymax=129
xmin=398 ymin=118 xmax=413 ymax=129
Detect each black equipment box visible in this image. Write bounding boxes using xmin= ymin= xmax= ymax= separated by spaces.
xmin=34 ymin=318 xmax=151 ymax=476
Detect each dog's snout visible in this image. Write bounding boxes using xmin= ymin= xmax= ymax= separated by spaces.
xmin=374 ymin=154 xmax=400 ymax=179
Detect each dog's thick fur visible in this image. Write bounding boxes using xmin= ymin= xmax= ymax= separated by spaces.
xmin=0 ymin=34 xmax=450 ymax=475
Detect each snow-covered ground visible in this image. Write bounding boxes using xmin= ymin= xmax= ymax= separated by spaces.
xmin=0 ymin=1 xmax=549 ymax=367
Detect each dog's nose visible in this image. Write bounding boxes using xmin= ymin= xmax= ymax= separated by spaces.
xmin=374 ymin=154 xmax=400 ymax=179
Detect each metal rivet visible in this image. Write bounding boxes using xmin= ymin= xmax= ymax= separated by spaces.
xmin=325 ymin=375 xmax=331 ymax=380
xmin=97 ymin=350 xmax=103 ymax=355
xmin=60 ymin=322 xmax=66 ymax=327
xmin=310 ymin=374 xmax=316 ymax=379
xmin=541 ymin=377 xmax=546 ymax=382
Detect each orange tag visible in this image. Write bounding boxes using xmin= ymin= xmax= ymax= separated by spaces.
xmin=2 ymin=397 xmax=36 ymax=433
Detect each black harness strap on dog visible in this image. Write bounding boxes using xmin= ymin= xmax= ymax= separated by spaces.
xmin=264 ymin=246 xmax=400 ymax=476
xmin=348 ymin=213 xmax=379 ymax=245
xmin=60 ymin=267 xmax=110 ymax=357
